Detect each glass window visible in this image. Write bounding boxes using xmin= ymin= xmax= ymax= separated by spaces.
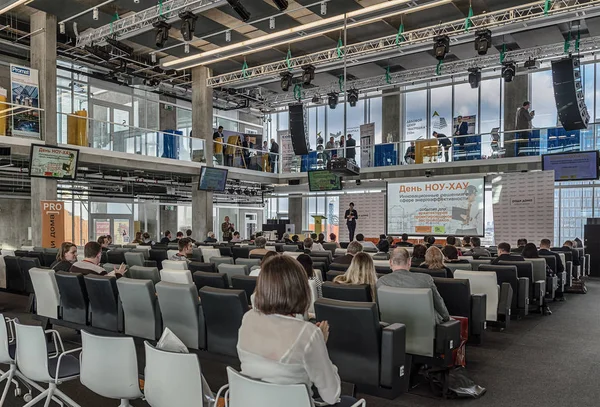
xmin=531 ymin=70 xmax=558 ymax=128
xmin=369 ymin=97 xmax=383 ymax=144
xmin=404 ymin=90 xmax=427 ymax=141
xmin=480 ymin=78 xmax=502 ymax=157
xmin=453 ymin=83 xmax=478 ymax=131
xmin=327 ymin=104 xmax=344 ymax=140
xmin=430 ymin=86 xmax=452 ymax=137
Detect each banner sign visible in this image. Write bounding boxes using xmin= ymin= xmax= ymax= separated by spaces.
xmin=41 ymin=201 xmax=65 ymax=249
xmin=360 ymin=123 xmax=374 ymax=168
xmin=29 ymin=144 xmax=79 ymax=180
xmin=339 ymin=193 xmax=385 ymax=241
xmin=10 ymin=64 xmax=40 ymax=138
xmin=280 ymin=130 xmax=294 ymax=173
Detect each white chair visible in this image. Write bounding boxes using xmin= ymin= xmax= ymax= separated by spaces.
xmin=28 ymin=268 xmax=60 ymax=319
xmin=266 ymin=246 xmax=277 ymax=252
xmin=283 ymin=252 xmax=301 ymax=259
xmin=143 ymin=341 xmax=204 ymax=407
xmin=335 ymin=248 xmax=347 ymax=256
xmin=80 ymin=331 xmax=143 ymax=406
xmin=15 ymin=322 xmax=81 ymax=407
xmin=200 ymin=248 xmax=221 ymax=263
xmin=161 ymin=260 xmax=188 ymax=270
xmin=160 ymin=269 xmax=193 ymax=285
xmin=20 ymin=246 xmax=34 ymax=252
xmin=167 ymin=250 xmax=179 ymax=260
xmin=222 ymin=367 xmax=366 ymax=407
xmin=1 ymin=250 xmax=14 ymax=257
xmin=373 ymin=260 xmax=390 ymax=268
xmin=308 ymin=279 xmax=318 ymax=315
xmin=455 ymin=270 xmax=499 ymax=322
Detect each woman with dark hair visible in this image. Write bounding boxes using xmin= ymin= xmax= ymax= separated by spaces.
xmin=442 ymin=245 xmax=469 ymax=264
xmin=329 ymin=233 xmax=341 ymax=248
xmin=317 ymin=233 xmax=326 ymax=245
xmin=411 ymin=244 xmax=427 ymax=268
xmin=297 ymin=254 xmax=323 ymax=298
xmin=238 ymin=255 xmax=359 ymax=407
xmin=51 ymin=242 xmax=78 ymax=272
xmin=522 ymin=242 xmax=553 ymax=315
xmin=377 ymin=239 xmax=390 ymax=254
xmin=132 ymin=231 xmax=143 ymax=244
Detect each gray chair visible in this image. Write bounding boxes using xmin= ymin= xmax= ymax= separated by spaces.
xmin=132 ymin=248 xmax=150 ymax=259
xmin=218 ymin=264 xmax=249 ymax=284
xmin=124 ymin=252 xmax=145 ymax=268
xmin=231 ymin=275 xmax=258 ymax=304
xmin=193 ymin=272 xmax=230 ymax=291
xmin=283 ymin=245 xmax=299 ymax=252
xmin=191 ymin=248 xmax=204 ymax=262
xmin=444 ymin=262 xmax=472 ymax=273
xmin=322 ymin=243 xmax=338 ymax=256
xmin=212 ymin=257 xmax=234 ymax=268
xmin=529 ymin=258 xmax=558 ymax=300
xmin=128 ymin=266 xmax=161 ymax=285
xmin=117 ymin=278 xmax=162 ymax=340
xmin=480 ymin=264 xmax=528 ymax=319
xmin=468 ymin=259 xmax=491 ymax=271
xmin=235 ymin=258 xmax=260 ymax=268
xmin=155 ymin=281 xmax=206 ymax=350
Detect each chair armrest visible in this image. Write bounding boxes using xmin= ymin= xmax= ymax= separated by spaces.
xmin=44 ymin=329 xmax=65 ymax=355
xmin=379 ymin=321 xmax=390 ymax=329
xmin=197 ymin=303 xmax=206 ymax=350
xmin=517 ymin=277 xmax=529 ymax=310
xmin=54 ymin=347 xmax=82 ymax=384
xmin=435 ymin=319 xmax=461 ymax=363
xmin=533 ymin=280 xmax=545 ymax=305
xmin=380 ymin=323 xmax=406 ymax=388
xmin=144 ymin=260 xmax=158 ymax=268
xmin=498 ymin=283 xmax=512 ymax=318
xmin=470 ymin=294 xmax=486 ymax=335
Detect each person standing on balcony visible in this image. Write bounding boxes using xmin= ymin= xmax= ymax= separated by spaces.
xmin=213 ymin=125 xmax=224 ymax=165
xmin=454 ymin=116 xmax=469 ymax=160
xmin=515 ymin=101 xmax=535 ymax=157
xmin=269 ymin=138 xmax=279 ymax=173
xmin=325 ymin=136 xmax=336 ymax=163
xmin=346 ymin=134 xmax=356 ymax=162
xmin=433 ymin=131 xmax=451 ymax=162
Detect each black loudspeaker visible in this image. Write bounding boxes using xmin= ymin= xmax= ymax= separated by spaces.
xmin=288 ymin=179 xmax=300 ymax=186
xmin=552 ymin=57 xmax=590 ymax=131
xmin=289 ymin=104 xmax=309 ymax=155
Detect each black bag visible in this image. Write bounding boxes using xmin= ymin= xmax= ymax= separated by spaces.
xmin=423 ymin=367 xmax=486 ymax=399
xmin=566 ymin=279 xmax=587 ymax=294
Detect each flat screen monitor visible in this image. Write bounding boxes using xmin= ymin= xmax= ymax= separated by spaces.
xmin=29 ymin=144 xmax=79 ymax=180
xmin=542 ymin=151 xmax=599 ymax=181
xmin=308 ymin=170 xmax=342 ymax=192
xmin=198 ymin=167 xmax=228 ymax=191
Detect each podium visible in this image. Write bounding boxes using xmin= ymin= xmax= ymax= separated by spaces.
xmin=312 ymin=215 xmax=326 ymax=235
xmin=415 ymin=139 xmax=438 ymax=164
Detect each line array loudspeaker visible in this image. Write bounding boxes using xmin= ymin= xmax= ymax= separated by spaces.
xmin=552 ymin=57 xmax=590 ymax=131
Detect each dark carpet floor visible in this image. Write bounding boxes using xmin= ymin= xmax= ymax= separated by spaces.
xmin=0 ymin=280 xmax=599 ymax=406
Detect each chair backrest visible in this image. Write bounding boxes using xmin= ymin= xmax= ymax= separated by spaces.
xmin=468 ymin=259 xmax=491 ymax=271
xmin=124 ymin=252 xmax=145 ymax=267
xmin=149 ymin=249 xmax=168 ymax=266
xmin=54 ymin=272 xmax=88 ymax=325
xmin=433 ymin=277 xmax=472 ymax=318
xmin=200 ymin=248 xmax=221 ymax=263
xmin=188 ymin=262 xmax=216 ymax=274
xmin=18 ymin=257 xmax=40 ymax=294
xmin=132 ymin=248 xmax=150 ymax=259
xmin=410 ymin=267 xmax=446 ymax=278
xmin=322 ymin=281 xmax=372 ymax=302
xmin=155 ymin=282 xmax=202 ymax=349
xmin=160 ymin=269 xmax=193 ymax=285
xmin=231 ymin=275 xmax=258 ymax=304
xmin=161 ymin=260 xmax=188 ymax=270
xmin=235 ymin=258 xmax=260 ymax=268
xmin=322 ymin=243 xmax=338 ymax=255
xmin=166 ymin=250 xmax=179 ymax=260
xmin=27 ymin=252 xmax=45 ymax=267
xmin=212 ymin=257 xmax=235 ymax=267
xmin=444 ymin=262 xmax=472 ymax=272
xmin=314 ymin=298 xmax=381 ymax=387
xmin=283 ymin=252 xmax=301 ymax=259
xmin=218 ymin=264 xmax=249 ymax=284
xmin=454 ymin=270 xmax=498 ymax=322
xmin=232 ymin=246 xmax=250 ymax=259
xmin=117 ymin=278 xmax=161 ymax=340
xmin=479 ymin=264 xmax=519 ymax=309
xmin=226 ymin=367 xmax=312 ymax=407
xmin=29 ymin=268 xmax=60 ymax=319
xmin=198 ymin=287 xmax=249 ymax=357
xmin=218 ymin=246 xmax=234 ymax=257
xmin=498 ymin=261 xmax=534 ymax=297
xmin=193 ymin=271 xmax=229 ymax=291
xmin=43 ymin=252 xmax=57 ymax=268
xmin=84 ymin=274 xmax=120 ymax=332
xmin=4 ymin=255 xmax=23 ymax=292
xmin=0 ymin=315 xmax=12 ymax=364
xmin=377 ymin=286 xmax=436 ymax=357
xmin=283 ymin=244 xmax=300 ymax=253
xmin=539 ymin=255 xmax=557 ymax=274
xmin=14 ymin=250 xmax=28 ymax=257
xmin=527 ymin=258 xmax=548 ymax=282
xmin=80 ymin=331 xmax=142 ymax=400
xmin=326 ymin=270 xmax=345 ymax=282
xmin=191 ymin=248 xmax=204 ymax=262
xmin=311 ymin=251 xmax=333 ymax=262
xmin=129 ymin=266 xmax=161 ymax=285
xmin=107 ymin=250 xmax=127 ymax=265
xmin=329 ymin=263 xmax=349 ymax=272
xmin=308 ymin=279 xmax=318 ymax=314
xmin=144 ymin=342 xmax=204 ymax=407
xmin=14 ymin=322 xmax=53 ymax=382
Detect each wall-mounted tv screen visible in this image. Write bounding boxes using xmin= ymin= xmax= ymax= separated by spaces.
xmin=29 ymin=144 xmax=79 ymax=180
xmin=308 ymin=170 xmax=342 ymax=192
xmin=542 ymin=151 xmax=599 ymax=181
xmin=198 ymin=167 xmax=228 ymax=192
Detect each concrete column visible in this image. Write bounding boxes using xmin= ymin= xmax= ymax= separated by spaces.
xmin=159 ymin=205 xmax=178 ymax=237
xmin=503 ymin=74 xmax=529 ymax=157
xmin=191 ymin=66 xmax=214 ymax=239
xmin=382 ymin=89 xmax=401 ymax=143
xmin=159 ymin=95 xmax=177 ymax=131
xmin=289 ymin=196 xmax=303 ymax=235
xmin=30 ymin=11 xmax=57 ymax=246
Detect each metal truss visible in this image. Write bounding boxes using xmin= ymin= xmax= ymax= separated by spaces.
xmin=76 ymin=0 xmax=224 ymax=48
xmin=207 ymin=0 xmax=600 ymax=88
xmin=263 ymin=35 xmax=600 ymax=105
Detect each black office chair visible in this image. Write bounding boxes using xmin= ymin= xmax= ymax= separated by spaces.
xmin=232 ymin=246 xmax=250 ymax=260
xmin=321 ymin=282 xmax=372 ymax=302
xmin=410 ymin=267 xmax=446 ymax=278
xmin=149 ymin=249 xmax=168 ymax=270
xmin=326 ymin=270 xmax=345 ymax=281
xmin=4 ymin=256 xmax=24 ymax=292
xmin=499 ymin=260 xmax=545 ymax=314
xmin=84 ymin=274 xmax=122 ymax=332
xmin=231 ymin=275 xmax=258 ymax=305
xmin=189 ymin=262 xmax=216 ymax=273
xmin=107 ymin=250 xmax=127 ymax=265
xmin=480 ymin=264 xmax=528 ymax=319
xmin=18 ymin=257 xmax=40 ymax=311
xmin=55 ymin=272 xmax=89 ymax=325
xmin=193 ymin=271 xmax=229 ymax=291
xmin=329 ymin=263 xmax=350 ymax=272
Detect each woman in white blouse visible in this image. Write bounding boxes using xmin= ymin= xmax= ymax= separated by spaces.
xmin=237 ymin=255 xmax=358 ymax=406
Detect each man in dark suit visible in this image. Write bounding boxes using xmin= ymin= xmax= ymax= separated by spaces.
xmin=346 ymin=134 xmax=356 ymax=161
xmin=269 ymin=138 xmax=279 ymax=173
xmin=332 ymin=241 xmax=363 ymax=265
xmin=538 ymin=239 xmax=564 ymax=275
xmin=433 ymin=131 xmax=452 ymax=162
xmin=512 ymin=238 xmax=527 ymax=254
xmin=397 ymin=233 xmax=413 ymax=247
xmin=491 ymin=242 xmax=524 ymax=264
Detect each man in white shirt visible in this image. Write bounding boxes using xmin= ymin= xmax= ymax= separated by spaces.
xmin=303 ymin=237 xmax=324 ymax=252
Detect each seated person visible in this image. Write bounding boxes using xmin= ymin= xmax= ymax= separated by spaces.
xmin=329 ymin=233 xmax=341 ymax=248
xmin=521 ymin=243 xmax=553 ymax=315
xmin=410 ymin=244 xmax=427 ymax=268
xmin=317 ymin=233 xmax=326 ymax=245
xmin=297 ymin=254 xmax=323 ymax=298
xmin=333 ymin=252 xmax=378 ymax=300
xmin=387 ymin=236 xmax=396 ymax=248
xmin=170 ymin=238 xmax=193 ymax=262
xmin=442 ymin=245 xmax=469 ymax=265
xmin=377 ymin=248 xmax=450 ymax=323
xmin=132 ymin=231 xmax=144 ymax=245
xmin=238 ymin=255 xmax=358 ymax=407
xmin=539 ymin=238 xmax=564 ymax=275
xmin=425 ymin=235 xmax=436 ymax=248
xmin=70 ymin=242 xmax=126 ymax=279
xmin=283 ymin=233 xmax=294 ymax=244
xmin=491 ymin=242 xmax=524 ymax=264
xmin=249 ymin=251 xmax=279 ymax=277
xmin=51 ymin=242 xmax=78 ymax=272
xmin=139 ymin=232 xmax=154 ymax=246
xmin=160 ymin=231 xmax=172 ymax=244
xmin=231 ymin=231 xmax=242 ymax=243
xmin=462 ymin=236 xmax=472 ymax=248
xmin=397 ymin=233 xmax=413 ymax=247
xmin=292 ymin=235 xmax=300 ymax=243
xmin=377 ymin=239 xmax=390 ymax=254
xmin=174 ymin=231 xmax=184 ymax=242
xmin=445 ymin=236 xmax=462 ymax=256
xmin=463 ymin=236 xmax=490 ymax=258
xmin=249 ymin=237 xmax=270 ymax=256
xmin=98 ymin=235 xmax=109 ymax=252
xmin=355 ymin=234 xmax=377 ymax=250
xmin=186 ymin=229 xmax=196 ymax=244
xmin=420 ymin=246 xmax=454 ymax=278
xmin=204 ymin=232 xmax=218 ymax=243
xmin=513 ymin=238 xmax=528 ymax=254
xmin=562 ymin=240 xmax=581 ymax=267
xmin=310 ymin=233 xmax=325 ymax=251
xmin=332 ymin=241 xmax=362 ymax=265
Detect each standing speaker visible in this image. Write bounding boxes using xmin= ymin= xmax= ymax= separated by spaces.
xmin=289 ymin=104 xmax=309 ymax=156
xmin=552 ymin=57 xmax=590 ymax=131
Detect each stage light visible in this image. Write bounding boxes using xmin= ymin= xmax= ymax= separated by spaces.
xmin=501 ymin=61 xmax=516 ymax=82
xmin=328 ymin=92 xmax=339 ymax=109
xmin=184 ymin=43 xmax=190 ymax=54
xmin=153 ymin=20 xmax=171 ymax=48
xmin=474 ymin=29 xmax=492 ymax=56
xmin=433 ymin=35 xmax=450 ymax=61
xmin=151 ymin=53 xmax=157 ymax=63
xmin=228 ymin=187 xmax=235 ymax=194
xmin=269 ymin=17 xmax=275 ymax=30
xmin=273 ymin=0 xmax=289 ymax=11
xmin=93 ymin=7 xmax=99 ymax=20
xmin=468 ymin=67 xmax=481 ymax=89
xmin=179 ymin=11 xmax=198 ymax=42
xmin=226 ymin=0 xmax=251 ymax=22
xmin=321 ymin=1 xmax=327 ymax=15
xmin=312 ymin=95 xmax=322 ymax=104
xmin=106 ymin=38 xmax=134 ymax=56
xmin=225 ymin=30 xmax=231 ymax=42
xmin=280 ymin=72 xmax=293 ymax=92
xmin=59 ymin=22 xmax=65 ymax=34
xmin=347 ymin=89 xmax=359 ymax=107
xmin=134 ymin=0 xmax=140 ymax=3
xmin=302 ymin=65 xmax=315 ymax=85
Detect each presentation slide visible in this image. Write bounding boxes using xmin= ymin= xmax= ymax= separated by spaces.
xmin=387 ymin=178 xmax=485 ymax=236
xmin=199 ymin=167 xmax=228 ymax=191
xmin=308 ymin=171 xmax=342 ymax=191
xmin=29 ymin=144 xmax=79 ymax=180
xmin=542 ymin=151 xmax=599 ymax=181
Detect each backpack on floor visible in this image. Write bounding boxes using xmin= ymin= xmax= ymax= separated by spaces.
xmin=566 ymin=279 xmax=587 ymax=294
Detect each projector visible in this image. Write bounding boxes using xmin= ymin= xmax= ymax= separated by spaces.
xmin=328 ymin=158 xmax=360 ymax=176
xmin=524 ymin=58 xmax=540 ymax=70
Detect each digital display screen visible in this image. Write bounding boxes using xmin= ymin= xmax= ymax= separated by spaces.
xmin=308 ymin=170 xmax=342 ymax=192
xmin=542 ymin=151 xmax=599 ymax=181
xmin=198 ymin=167 xmax=228 ymax=191
xmin=29 ymin=144 xmax=79 ymax=180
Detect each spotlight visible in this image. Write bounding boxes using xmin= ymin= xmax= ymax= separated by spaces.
xmin=347 ymin=89 xmax=359 ymax=107
xmin=468 ymin=67 xmax=481 ymax=89
xmin=225 ymin=30 xmax=231 ymax=42
xmin=474 ymin=29 xmax=492 ymax=56
xmin=251 ymin=190 xmax=258 ymax=196
xmin=244 ymin=189 xmax=251 ymax=196
xmin=501 ymin=61 xmax=516 ymax=82
xmin=302 ymin=64 xmax=315 ymax=85
xmin=311 ymin=95 xmax=321 ymax=104
xmin=226 ymin=0 xmax=251 ymax=22
xmin=93 ymin=7 xmax=99 ymax=20
xmin=269 ymin=17 xmax=275 ymax=30
xmin=184 ymin=43 xmax=190 ymax=54
xmin=59 ymin=22 xmax=65 ymax=34
xmin=106 ymin=37 xmax=134 ymax=56
xmin=328 ymin=92 xmax=339 ymax=109
xmin=321 ymin=1 xmax=327 ymax=15
xmin=280 ymin=72 xmax=293 ymax=92
xmin=151 ymin=53 xmax=157 ymax=63
xmin=433 ymin=35 xmax=450 ymax=61
xmin=153 ymin=20 xmax=171 ymax=48
xmin=227 ymin=187 xmax=235 ymax=194
xmin=134 ymin=0 xmax=140 ymax=3
xmin=179 ymin=11 xmax=198 ymax=42
xmin=273 ymin=0 xmax=289 ymax=11
xmin=235 ymin=188 xmax=242 ymax=195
